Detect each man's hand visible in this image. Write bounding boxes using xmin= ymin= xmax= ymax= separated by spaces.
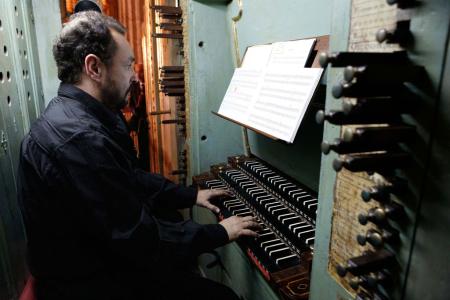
xmin=219 ymin=216 xmax=261 ymax=241
xmin=196 ymin=189 xmax=232 ymax=213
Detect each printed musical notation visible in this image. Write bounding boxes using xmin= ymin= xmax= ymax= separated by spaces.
xmin=218 ymin=38 xmax=322 ymax=143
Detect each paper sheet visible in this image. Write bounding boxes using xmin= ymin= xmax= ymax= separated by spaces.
xmin=219 ymin=67 xmax=322 ymax=142
xmin=218 ymin=38 xmax=321 ymax=143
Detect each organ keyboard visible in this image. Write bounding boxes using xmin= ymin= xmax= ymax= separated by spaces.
xmin=193 ymin=156 xmax=318 ymax=300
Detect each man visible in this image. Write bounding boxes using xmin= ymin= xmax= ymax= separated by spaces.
xmin=17 ymin=11 xmax=259 ymax=300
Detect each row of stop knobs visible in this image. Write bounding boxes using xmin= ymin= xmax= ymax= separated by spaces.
xmin=317 ymin=3 xmax=421 ymax=295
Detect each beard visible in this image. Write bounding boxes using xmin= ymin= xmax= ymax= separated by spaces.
xmin=99 ymin=77 xmax=131 ymax=111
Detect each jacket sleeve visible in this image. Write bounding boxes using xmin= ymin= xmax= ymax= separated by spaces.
xmin=55 ymin=131 xmax=228 ymax=268
xmin=135 ymin=169 xmax=198 ymax=210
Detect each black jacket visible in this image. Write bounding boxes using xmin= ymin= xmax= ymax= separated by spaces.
xmin=17 ymin=84 xmax=228 ymax=299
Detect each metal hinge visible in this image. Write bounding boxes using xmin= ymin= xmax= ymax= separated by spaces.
xmin=1 ymin=131 xmax=8 ymax=154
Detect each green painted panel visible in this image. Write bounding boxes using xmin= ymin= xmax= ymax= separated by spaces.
xmin=404 ymin=7 xmax=450 ymax=299
xmin=0 ymin=0 xmax=47 ymax=297
xmin=309 ymin=0 xmax=352 ymax=298
xmin=188 ymin=1 xmax=244 ymax=176
xmin=30 ymin=0 xmax=61 ymax=107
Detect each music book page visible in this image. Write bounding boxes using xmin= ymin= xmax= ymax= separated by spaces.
xmin=218 ymin=68 xmax=263 ymax=124
xmin=241 ymin=39 xmax=316 ymax=70
xmin=218 ymin=38 xmax=322 ymax=143
xmin=268 ymin=39 xmax=316 ymax=69
xmin=241 ymin=45 xmax=273 ymax=70
xmin=219 ymin=67 xmax=322 ymax=142
xmin=247 ymin=67 xmax=323 ymax=142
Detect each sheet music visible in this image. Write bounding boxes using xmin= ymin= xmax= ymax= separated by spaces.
xmin=219 ymin=68 xmax=263 ymax=124
xmin=241 ymin=38 xmax=316 ymax=69
xmin=268 ymin=39 xmax=316 ymax=69
xmin=218 ymin=38 xmax=321 ymax=143
xmin=219 ymin=67 xmax=322 ymax=142
xmin=241 ymin=45 xmax=273 ymax=70
xmin=247 ymin=68 xmax=323 ymax=142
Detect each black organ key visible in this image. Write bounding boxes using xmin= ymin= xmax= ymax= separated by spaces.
xmin=276 ymin=253 xmax=300 ymax=269
xmin=277 ymin=212 xmax=297 ymax=222
xmin=292 ymin=223 xmax=313 ymax=236
xmin=263 ymin=201 xmax=281 ymax=211
xmin=296 ymin=194 xmax=313 ymax=205
xmin=289 ymin=221 xmax=308 ymax=232
xmin=260 ymin=197 xmax=277 ymax=207
xmin=223 ymin=199 xmax=243 ymax=207
xmin=297 ymin=226 xmax=315 ymax=241
xmin=241 ymin=182 xmax=257 ymax=189
xmin=226 ymin=203 xmax=246 ymax=211
xmin=257 ymin=228 xmax=271 ymax=235
xmin=267 ymin=246 xmax=291 ymax=262
xmin=264 ymin=241 xmax=286 ymax=253
xmin=234 ymin=177 xmax=250 ymax=184
xmin=261 ymin=239 xmax=283 ymax=251
xmin=261 ymin=171 xmax=276 ymax=180
xmin=302 ymin=198 xmax=318 ymax=209
xmin=305 ymin=236 xmax=315 ymax=246
xmin=256 ymin=232 xmax=277 ymax=244
xmin=223 ymin=199 xmax=240 ymax=205
xmin=282 ymin=216 xmax=303 ymax=227
xmin=271 ymin=207 xmax=290 ymax=216
xmin=269 ymin=247 xmax=292 ymax=260
xmin=266 ymin=203 xmax=284 ymax=212
xmin=279 ymin=183 xmax=298 ymax=196
xmin=285 ymin=219 xmax=305 ymax=232
xmin=236 ymin=211 xmax=254 ymax=217
xmin=231 ymin=207 xmax=251 ymax=215
xmin=205 ymin=179 xmax=225 ymax=187
xmin=289 ymin=188 xmax=307 ymax=198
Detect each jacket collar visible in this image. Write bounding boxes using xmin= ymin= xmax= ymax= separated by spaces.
xmin=57 ymin=83 xmax=120 ymax=130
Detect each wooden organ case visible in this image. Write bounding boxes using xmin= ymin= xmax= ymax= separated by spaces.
xmin=183 ymin=0 xmax=450 ymax=300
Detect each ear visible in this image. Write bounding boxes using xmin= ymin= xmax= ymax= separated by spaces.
xmin=84 ymin=54 xmax=104 ymax=82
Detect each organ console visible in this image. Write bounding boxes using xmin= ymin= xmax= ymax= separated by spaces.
xmin=194 ymin=156 xmax=318 ymax=299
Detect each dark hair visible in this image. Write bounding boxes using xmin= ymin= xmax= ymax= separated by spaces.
xmin=74 ymin=0 xmax=102 ymax=13
xmin=53 ymin=11 xmax=126 ymax=83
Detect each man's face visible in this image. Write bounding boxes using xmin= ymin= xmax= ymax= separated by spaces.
xmin=100 ymin=29 xmax=136 ymax=110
